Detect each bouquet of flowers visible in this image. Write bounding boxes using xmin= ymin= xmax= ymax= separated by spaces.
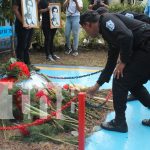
xmin=0 ymin=58 xmax=111 ymax=148
xmin=0 ymin=58 xmax=30 ymax=81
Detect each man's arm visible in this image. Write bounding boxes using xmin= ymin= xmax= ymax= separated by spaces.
xmin=97 ymin=44 xmax=119 ymax=86
xmin=38 ymin=0 xmax=49 ymax=14
xmin=12 ymin=4 xmax=22 ymax=23
xmin=63 ymin=0 xmax=70 ymax=9
xmin=87 ymin=45 xmax=119 ymax=96
xmin=39 ymin=7 xmax=49 ymax=13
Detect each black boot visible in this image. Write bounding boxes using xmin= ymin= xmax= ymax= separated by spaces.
xmin=142 ymin=119 xmax=150 ymax=127
xmin=101 ymin=119 xmax=128 ymax=133
xmin=127 ymin=94 xmax=137 ymax=101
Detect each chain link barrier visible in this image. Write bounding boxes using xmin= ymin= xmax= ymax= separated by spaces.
xmin=39 ymin=70 xmax=102 ymax=80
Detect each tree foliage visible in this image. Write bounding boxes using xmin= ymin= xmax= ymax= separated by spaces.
xmin=0 ymin=0 xmax=14 ymax=25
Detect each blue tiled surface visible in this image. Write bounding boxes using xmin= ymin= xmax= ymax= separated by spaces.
xmin=86 ymin=100 xmax=150 ymax=150
xmin=39 ymin=67 xmax=111 ymax=89
xmin=39 ymin=65 xmax=150 ymax=150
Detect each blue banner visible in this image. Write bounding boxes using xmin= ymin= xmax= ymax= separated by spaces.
xmin=0 ymin=26 xmax=13 ymax=38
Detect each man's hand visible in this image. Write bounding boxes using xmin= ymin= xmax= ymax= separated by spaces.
xmin=113 ymin=62 xmax=126 ymax=79
xmin=48 ymin=5 xmax=51 ymax=10
xmin=87 ymin=83 xmax=100 ymax=98
xmin=24 ymin=25 xmax=32 ymax=29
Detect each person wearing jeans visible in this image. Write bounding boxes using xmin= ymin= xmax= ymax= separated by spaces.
xmin=63 ymin=0 xmax=83 ymax=56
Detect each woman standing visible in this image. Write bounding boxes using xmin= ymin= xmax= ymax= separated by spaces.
xmin=63 ymin=0 xmax=83 ymax=56
xmin=39 ymin=0 xmax=60 ymax=61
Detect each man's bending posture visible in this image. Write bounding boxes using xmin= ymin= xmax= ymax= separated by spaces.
xmin=80 ymin=11 xmax=150 ymax=132
xmin=96 ymin=7 xmax=150 ymax=102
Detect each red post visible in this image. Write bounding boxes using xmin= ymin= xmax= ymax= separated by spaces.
xmin=78 ymin=92 xmax=86 ymax=150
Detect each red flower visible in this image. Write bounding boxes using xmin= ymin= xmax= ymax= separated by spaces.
xmin=36 ymin=90 xmax=51 ymax=106
xmin=46 ymin=83 xmax=54 ymax=90
xmin=0 ymin=77 xmax=16 ymax=82
xmin=63 ymin=84 xmax=69 ymax=90
xmin=8 ymin=62 xmax=30 ymax=78
xmin=36 ymin=90 xmax=45 ymax=98
xmin=0 ymin=77 xmax=16 ymax=89
xmin=16 ymin=90 xmax=23 ymax=97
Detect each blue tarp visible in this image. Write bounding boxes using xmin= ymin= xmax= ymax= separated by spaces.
xmin=0 ymin=26 xmax=13 ymax=38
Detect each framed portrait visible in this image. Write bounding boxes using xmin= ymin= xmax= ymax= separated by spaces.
xmin=49 ymin=3 xmax=62 ymax=29
xmin=21 ymin=0 xmax=39 ymax=28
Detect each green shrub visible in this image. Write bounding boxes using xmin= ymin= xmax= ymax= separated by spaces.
xmin=82 ymin=0 xmax=90 ymax=12
xmin=109 ymin=4 xmax=145 ymax=13
xmin=33 ymin=3 xmax=146 ymax=50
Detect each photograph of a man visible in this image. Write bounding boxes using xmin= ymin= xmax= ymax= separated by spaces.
xmin=51 ymin=6 xmax=60 ymax=27
xmin=24 ymin=0 xmax=35 ymax=25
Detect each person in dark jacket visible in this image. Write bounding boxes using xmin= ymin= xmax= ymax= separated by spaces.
xmin=80 ymin=11 xmax=150 ymax=132
xmin=38 ymin=0 xmax=60 ymax=61
xmin=12 ymin=0 xmax=39 ymax=71
xmin=96 ymin=7 xmax=150 ymax=101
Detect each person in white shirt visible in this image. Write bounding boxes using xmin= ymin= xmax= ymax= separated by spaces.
xmin=63 ymin=0 xmax=83 ymax=56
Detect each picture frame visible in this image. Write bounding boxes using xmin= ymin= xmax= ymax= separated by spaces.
xmin=49 ymin=3 xmax=62 ymax=29
xmin=21 ymin=0 xmax=39 ymax=28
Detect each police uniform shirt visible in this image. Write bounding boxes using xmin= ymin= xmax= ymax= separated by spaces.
xmin=97 ymin=13 xmax=148 ymax=86
xmin=120 ymin=10 xmax=150 ymax=24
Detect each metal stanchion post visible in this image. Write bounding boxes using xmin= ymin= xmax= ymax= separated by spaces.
xmin=78 ymin=92 xmax=86 ymax=150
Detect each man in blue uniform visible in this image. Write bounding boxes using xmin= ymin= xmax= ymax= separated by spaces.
xmin=80 ymin=11 xmax=150 ymax=132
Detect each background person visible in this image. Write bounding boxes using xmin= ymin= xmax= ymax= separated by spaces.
xmin=12 ymin=0 xmax=39 ymax=71
xmin=39 ymin=0 xmax=60 ymax=62
xmin=88 ymin=0 xmax=108 ymax=11
xmin=63 ymin=0 xmax=83 ymax=56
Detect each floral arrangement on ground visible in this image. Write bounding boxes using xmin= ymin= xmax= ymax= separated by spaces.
xmin=0 ymin=58 xmax=113 ymax=149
